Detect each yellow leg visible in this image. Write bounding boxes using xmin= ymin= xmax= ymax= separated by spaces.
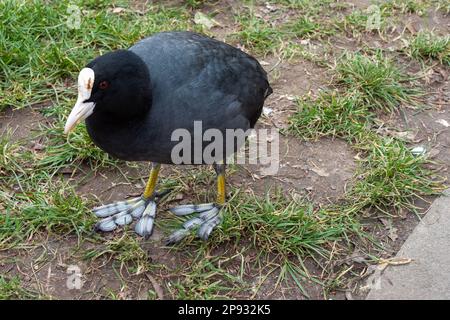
xmin=217 ymin=173 xmax=226 ymax=204
xmin=214 ymin=163 xmax=226 ymax=205
xmin=143 ymin=163 xmax=161 ymax=199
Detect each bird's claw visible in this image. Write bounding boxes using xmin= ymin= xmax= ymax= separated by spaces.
xmin=165 ymin=204 xmax=223 ymax=245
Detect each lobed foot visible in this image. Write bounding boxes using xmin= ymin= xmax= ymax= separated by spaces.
xmin=165 ymin=203 xmax=223 ymax=245
xmin=93 ymin=197 xmax=157 ymax=239
xmin=92 ymin=193 xmax=222 ymax=244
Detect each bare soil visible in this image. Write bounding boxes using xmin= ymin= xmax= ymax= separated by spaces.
xmin=1 ymin=0 xmax=448 ymax=300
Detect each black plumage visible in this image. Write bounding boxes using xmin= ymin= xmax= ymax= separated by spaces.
xmin=84 ymin=31 xmax=272 ymax=163
xmin=66 ymin=31 xmax=273 ymax=242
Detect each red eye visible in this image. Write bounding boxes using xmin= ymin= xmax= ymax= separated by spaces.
xmin=99 ymin=81 xmax=109 ymax=90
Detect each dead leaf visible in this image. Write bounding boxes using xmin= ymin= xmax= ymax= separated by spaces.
xmin=31 ymin=142 xmax=45 ymax=151
xmin=424 ymin=68 xmax=435 ymax=84
xmin=117 ymin=288 xmax=132 ymax=300
xmin=127 ymin=191 xmax=142 ymax=197
xmin=60 ymin=167 xmax=74 ymax=174
xmin=194 ymin=12 xmax=220 ymax=30
xmin=380 ymin=217 xmax=398 ymax=241
xmin=378 ymin=127 xmax=417 ymax=142
xmin=428 ymin=148 xmax=440 ymax=158
xmin=345 ymin=291 xmax=354 ymax=300
xmin=379 ymin=257 xmax=412 ymax=265
xmin=389 ymin=130 xmax=416 ymax=141
xmin=349 ymin=249 xmax=369 ymax=264
xmin=264 ymin=2 xmax=278 ymax=12
xmin=175 ymin=193 xmax=184 ymax=200
xmin=388 ymin=227 xmax=398 ymax=241
xmin=145 ymin=274 xmax=164 ymax=300
xmin=398 ymin=207 xmax=407 ymax=219
xmin=279 ymin=94 xmax=297 ymax=101
xmin=405 ymin=21 xmax=416 ymax=35
xmin=112 ymin=7 xmax=126 ymax=14
xmin=300 ymin=39 xmax=310 ymax=45
xmin=435 ymin=119 xmax=449 ymax=127
xmin=437 ymin=67 xmax=448 ymax=81
xmin=380 ymin=217 xmax=390 ymax=227
xmin=311 ymin=167 xmax=329 ymax=177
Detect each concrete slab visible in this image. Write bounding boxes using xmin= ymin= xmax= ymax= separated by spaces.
xmin=367 ymin=189 xmax=450 ymax=300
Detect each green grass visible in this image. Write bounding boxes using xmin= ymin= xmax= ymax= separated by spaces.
xmin=407 ymin=31 xmax=450 ymax=65
xmin=349 ymin=137 xmax=439 ymax=214
xmin=0 ymin=135 xmax=96 ymax=250
xmin=289 ymin=89 xmax=441 ymax=218
xmin=380 ymin=0 xmax=431 ymax=16
xmin=0 ymin=0 xmax=199 ymax=111
xmin=233 ymin=8 xmax=334 ymax=57
xmin=288 ymin=44 xmax=442 ymax=257
xmin=83 ymin=233 xmax=151 ymax=274
xmin=0 ymin=0 xmax=195 ymax=250
xmin=289 ymin=92 xmax=370 ymax=140
xmin=434 ymin=0 xmax=450 ymax=14
xmin=39 ymin=121 xmax=118 ymax=172
xmin=168 ymin=190 xmax=346 ymax=258
xmin=0 ymin=0 xmax=446 ymax=300
xmin=221 ymin=193 xmax=343 ymax=257
xmin=0 ymin=180 xmax=95 ymax=247
xmin=272 ymin=0 xmax=335 ymax=12
xmin=234 ymin=11 xmax=282 ymax=55
xmin=334 ymin=9 xmax=384 ymax=34
xmin=168 ymin=252 xmax=248 ymax=299
xmin=335 ymin=51 xmax=421 ymax=112
xmin=0 ymin=276 xmax=40 ymax=299
xmin=283 ymin=16 xmax=335 ymax=39
xmin=336 ymin=10 xmax=371 ymax=33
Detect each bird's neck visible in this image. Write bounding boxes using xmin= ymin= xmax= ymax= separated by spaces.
xmin=87 ymin=103 xmax=149 ymax=128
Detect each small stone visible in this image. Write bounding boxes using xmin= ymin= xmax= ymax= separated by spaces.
xmin=411 ymin=146 xmax=426 ymax=156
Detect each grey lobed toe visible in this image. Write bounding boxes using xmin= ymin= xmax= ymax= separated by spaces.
xmin=93 ymin=197 xmax=142 ymax=218
xmin=134 ymin=201 xmax=157 ymax=238
xmin=165 ymin=203 xmax=223 ymax=244
xmin=197 ymin=215 xmax=222 ymax=240
xmin=169 ymin=203 xmax=215 ymax=216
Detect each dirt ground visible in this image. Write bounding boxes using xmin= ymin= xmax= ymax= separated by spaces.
xmin=0 ymin=0 xmax=449 ymax=300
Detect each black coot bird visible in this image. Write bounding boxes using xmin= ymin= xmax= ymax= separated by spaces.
xmin=65 ymin=31 xmax=272 ymax=244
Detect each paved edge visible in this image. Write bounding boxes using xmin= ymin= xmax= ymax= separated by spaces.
xmin=366 ymin=189 xmax=450 ymax=300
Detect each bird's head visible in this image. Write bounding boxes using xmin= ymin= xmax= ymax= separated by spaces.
xmin=64 ymin=50 xmax=151 ymax=134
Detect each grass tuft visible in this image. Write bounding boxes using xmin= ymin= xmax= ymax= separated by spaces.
xmin=407 ymin=31 xmax=450 ymax=65
xmin=283 ymin=16 xmax=334 ymax=39
xmin=349 ymin=137 xmax=440 ymax=214
xmin=288 ymin=92 xmax=370 ymax=140
xmin=169 ymin=252 xmax=247 ymax=299
xmin=289 ymin=89 xmax=443 ymax=218
xmin=381 ymin=0 xmax=430 ymax=15
xmin=0 ymin=276 xmax=40 ymax=299
xmin=220 ymin=192 xmax=344 ymax=257
xmin=39 ymin=122 xmax=118 ymax=172
xmin=0 ymin=135 xmax=95 ymax=250
xmin=234 ymin=12 xmax=282 ymax=55
xmin=335 ymin=51 xmax=420 ymax=112
xmin=83 ymin=233 xmax=150 ymax=274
